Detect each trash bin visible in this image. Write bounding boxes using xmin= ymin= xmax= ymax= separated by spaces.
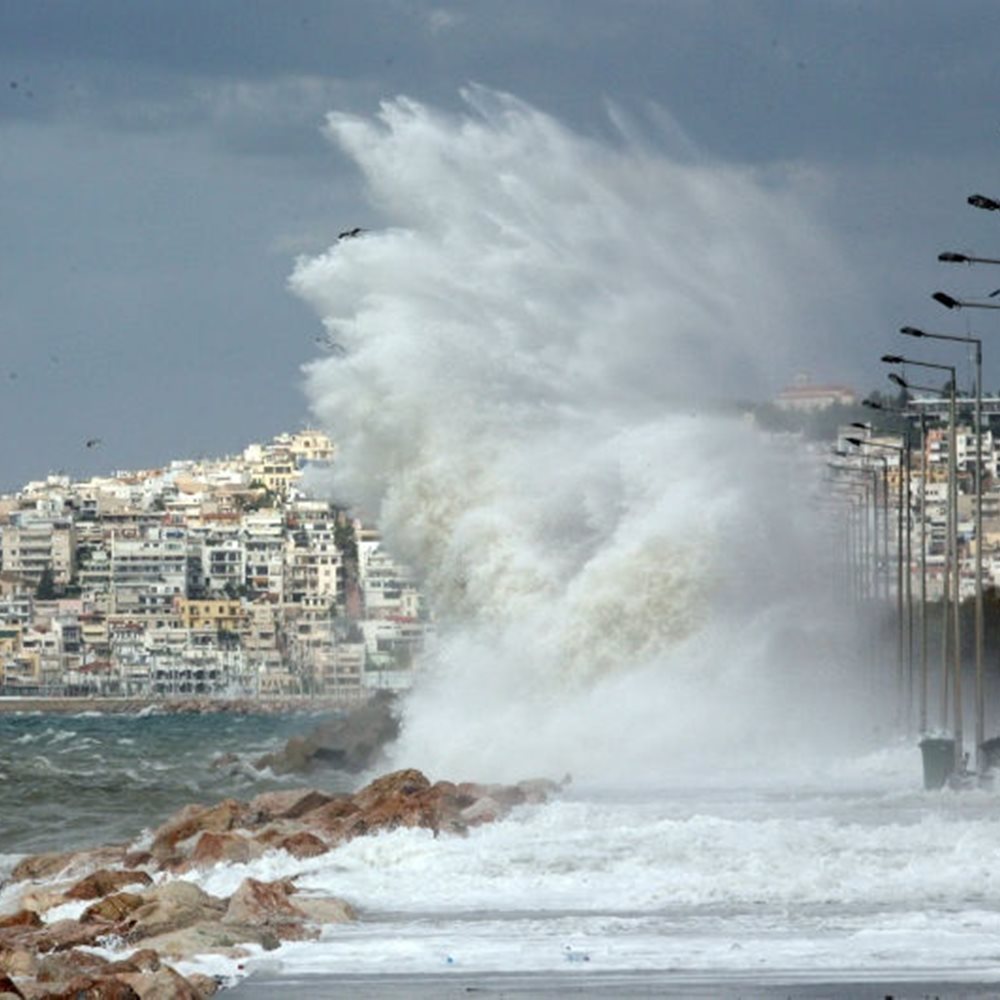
xmin=980 ymin=736 xmax=1000 ymax=774
xmin=919 ymin=736 xmax=956 ymax=791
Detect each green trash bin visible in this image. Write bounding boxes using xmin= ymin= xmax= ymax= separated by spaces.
xmin=919 ymin=736 xmax=956 ymax=791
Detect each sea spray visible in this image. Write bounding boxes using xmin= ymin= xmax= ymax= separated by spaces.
xmin=292 ymin=88 xmax=881 ymax=784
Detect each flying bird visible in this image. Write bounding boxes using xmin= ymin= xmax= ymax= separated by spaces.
xmin=337 ymin=227 xmax=366 ymax=240
xmin=85 ymin=438 xmax=102 ymax=449
xmin=315 ymin=334 xmax=347 ymax=356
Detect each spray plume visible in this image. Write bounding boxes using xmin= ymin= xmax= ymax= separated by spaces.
xmin=292 ymin=88 xmax=879 ymax=785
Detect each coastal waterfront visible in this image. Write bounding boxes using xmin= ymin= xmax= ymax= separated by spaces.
xmin=7 ymin=728 xmax=1000 ymax=994
xmin=219 ymin=754 xmax=1000 ymax=990
xmin=0 ymin=709 xmax=344 ymax=856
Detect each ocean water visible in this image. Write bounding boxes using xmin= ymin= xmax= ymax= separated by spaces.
xmin=194 ymin=748 xmax=1000 ymax=991
xmin=0 ymin=710 xmax=338 ymax=856
xmin=5 ymin=716 xmax=1000 ymax=992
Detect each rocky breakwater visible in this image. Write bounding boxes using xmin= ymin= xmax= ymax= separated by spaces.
xmin=0 ymin=768 xmax=564 ymax=998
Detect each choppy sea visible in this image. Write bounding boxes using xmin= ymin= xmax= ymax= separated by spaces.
xmin=4 ymin=713 xmax=1000 ymax=995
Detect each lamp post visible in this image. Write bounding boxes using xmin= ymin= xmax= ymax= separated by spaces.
xmin=902 ymin=323 xmax=986 ymax=771
xmin=968 ymin=194 xmax=1000 ymax=213
xmin=863 ymin=399 xmax=918 ymax=725
xmin=831 ymin=452 xmax=880 ymax=601
xmin=939 ymin=252 xmax=1000 ymax=267
xmin=848 ymin=428 xmax=910 ymax=723
xmin=884 ymin=359 xmax=960 ymax=768
xmin=826 ymin=466 xmax=874 ymax=605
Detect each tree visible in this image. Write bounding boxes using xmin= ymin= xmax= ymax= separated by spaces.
xmin=35 ymin=567 xmax=56 ymax=600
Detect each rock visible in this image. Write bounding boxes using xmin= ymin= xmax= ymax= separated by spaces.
xmin=352 ymin=768 xmax=431 ymax=810
xmin=186 ymin=972 xmax=220 ymax=996
xmin=245 ymin=788 xmax=332 ymax=823
xmin=149 ymin=799 xmax=247 ymax=863
xmin=65 ymin=868 xmax=153 ymax=901
xmin=9 ymin=844 xmax=125 ymax=884
xmin=37 ymin=974 xmax=140 ymax=999
xmin=460 ymin=795 xmax=502 ymax=826
xmin=32 ymin=918 xmax=109 ymax=952
xmin=17 ymin=885 xmax=73 ymax=916
xmin=124 ymin=882 xmax=226 ymax=943
xmin=103 ymin=949 xmax=161 ymax=975
xmin=221 ymin=878 xmax=309 ymax=940
xmin=209 ymin=752 xmax=240 ymax=770
xmin=135 ymin=921 xmax=278 ymax=960
xmin=185 ymin=832 xmax=265 ymax=869
xmin=0 ymin=912 xmax=41 ymax=932
xmin=0 ymin=974 xmax=23 ymax=998
xmin=81 ymin=892 xmax=146 ymax=924
xmin=115 ymin=965 xmax=203 ymax=1000
xmin=0 ymin=944 xmax=37 ymax=978
xmin=32 ymin=946 xmax=109 ymax=982
xmin=274 ymin=831 xmax=329 ymax=860
xmin=517 ymin=777 xmax=564 ymax=803
xmin=254 ymin=691 xmax=399 ymax=775
xmin=296 ymin=795 xmax=359 ymax=837
xmin=292 ymin=895 xmax=356 ymax=925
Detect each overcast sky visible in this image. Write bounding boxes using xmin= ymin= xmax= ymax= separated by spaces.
xmin=3 ymin=0 xmax=1000 ymax=490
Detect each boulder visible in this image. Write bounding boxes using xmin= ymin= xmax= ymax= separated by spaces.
xmin=65 ymin=869 xmax=153 ymax=901
xmin=81 ymin=892 xmax=147 ymax=925
xmin=32 ymin=918 xmax=109 ymax=952
xmin=124 ymin=882 xmax=226 ymax=943
xmin=352 ymin=768 xmax=431 ymax=810
xmin=9 ymin=844 xmax=126 ymax=884
xmin=245 ymin=788 xmax=331 ymax=822
xmin=0 ymin=974 xmax=23 ymax=999
xmin=292 ymin=895 xmax=356 ymax=925
xmin=221 ymin=878 xmax=304 ymax=932
xmin=274 ymin=832 xmax=329 ymax=860
xmin=0 ymin=912 xmax=41 ymax=932
xmin=254 ymin=691 xmax=399 ymax=775
xmin=0 ymin=945 xmax=37 ymax=978
xmin=149 ymin=799 xmax=247 ymax=863
xmin=37 ymin=974 xmax=140 ymax=999
xmin=186 ymin=972 xmax=220 ymax=996
xmin=115 ymin=965 xmax=203 ymax=1000
xmin=133 ymin=920 xmax=279 ymax=960
xmin=185 ymin=832 xmax=265 ymax=869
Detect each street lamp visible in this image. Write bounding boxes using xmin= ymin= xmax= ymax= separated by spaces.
xmin=932 ymin=291 xmax=1000 ymax=312
xmin=883 ymin=361 xmax=961 ymax=767
xmin=827 ymin=460 xmax=877 ymax=604
xmin=866 ymin=397 xmax=924 ymax=731
xmin=832 ymin=451 xmax=882 ymax=602
xmin=846 ymin=438 xmax=891 ymax=600
xmin=901 ymin=323 xmax=986 ymax=771
xmin=939 ymin=252 xmax=1000 ymax=266
xmin=848 ymin=428 xmax=910 ymax=724
xmin=968 ymin=194 xmax=1000 ymax=212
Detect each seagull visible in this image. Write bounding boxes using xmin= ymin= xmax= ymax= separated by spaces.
xmin=337 ymin=227 xmax=365 ymax=240
xmin=315 ymin=334 xmax=347 ymax=356
xmin=85 ymin=438 xmax=102 ymax=449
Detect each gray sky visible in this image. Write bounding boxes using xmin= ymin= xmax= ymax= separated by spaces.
xmin=3 ymin=0 xmax=1000 ymax=490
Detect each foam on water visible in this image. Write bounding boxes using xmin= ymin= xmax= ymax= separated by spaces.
xmin=200 ymin=776 xmax=1000 ymax=981
xmin=292 ymin=88 xmax=879 ymax=785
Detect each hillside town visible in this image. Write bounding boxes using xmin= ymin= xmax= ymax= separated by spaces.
xmin=0 ymin=430 xmax=429 ymax=701
xmin=3 ymin=375 xmax=1000 ymax=704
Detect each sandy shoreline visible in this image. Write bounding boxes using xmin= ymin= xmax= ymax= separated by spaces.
xmin=0 ymin=695 xmax=355 ymax=715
